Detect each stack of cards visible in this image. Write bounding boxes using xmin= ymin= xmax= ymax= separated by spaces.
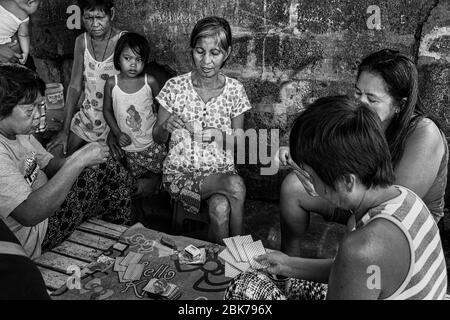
xmin=114 ymin=251 xmax=145 ymax=283
xmin=178 ymin=245 xmax=206 ymax=265
xmin=219 ymin=235 xmax=269 ymax=278
xmin=143 ymin=278 xmax=182 ymax=300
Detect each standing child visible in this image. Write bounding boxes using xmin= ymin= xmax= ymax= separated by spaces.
xmin=0 ymin=0 xmax=40 ymax=65
xmin=103 ymin=32 xmax=167 ymax=184
xmin=47 ymin=0 xmax=125 ymax=156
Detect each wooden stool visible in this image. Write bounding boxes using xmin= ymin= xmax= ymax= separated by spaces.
xmin=171 ymin=199 xmax=210 ymax=236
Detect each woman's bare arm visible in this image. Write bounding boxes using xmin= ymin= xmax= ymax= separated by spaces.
xmin=394 ymin=118 xmax=445 ymax=197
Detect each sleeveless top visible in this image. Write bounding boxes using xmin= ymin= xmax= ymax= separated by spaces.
xmin=0 ymin=4 xmax=29 ymax=44
xmin=111 ymin=74 xmax=158 ymax=152
xmin=422 ymin=130 xmax=448 ymax=222
xmin=356 ymin=185 xmax=447 ymax=300
xmin=70 ymin=31 xmax=124 ymax=144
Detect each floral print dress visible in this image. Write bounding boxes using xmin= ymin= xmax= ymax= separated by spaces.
xmin=156 ymin=72 xmax=252 ymax=214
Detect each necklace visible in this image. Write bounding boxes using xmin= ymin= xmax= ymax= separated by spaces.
xmin=90 ymin=29 xmax=113 ymax=63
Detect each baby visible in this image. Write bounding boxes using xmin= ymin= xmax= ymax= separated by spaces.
xmin=0 ymin=0 xmax=40 ymax=65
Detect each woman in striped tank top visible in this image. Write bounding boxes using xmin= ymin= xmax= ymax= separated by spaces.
xmin=280 ymin=49 xmax=448 ymax=258
xmin=225 ymin=96 xmax=447 ymax=300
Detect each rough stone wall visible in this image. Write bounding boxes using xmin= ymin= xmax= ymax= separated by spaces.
xmin=31 ymin=0 xmax=450 ymax=200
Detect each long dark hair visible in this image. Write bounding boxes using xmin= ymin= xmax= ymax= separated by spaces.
xmin=358 ymin=49 xmax=431 ymax=167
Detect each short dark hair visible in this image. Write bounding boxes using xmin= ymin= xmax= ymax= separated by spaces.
xmin=190 ymin=16 xmax=232 ymax=67
xmin=78 ymin=0 xmax=114 ymax=15
xmin=113 ymin=32 xmax=150 ymax=71
xmin=358 ymin=49 xmax=429 ymax=166
xmin=290 ymin=96 xmax=395 ymax=190
xmin=0 ymin=64 xmax=46 ymax=119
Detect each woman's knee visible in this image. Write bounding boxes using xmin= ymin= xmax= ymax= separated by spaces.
xmin=208 ymin=194 xmax=230 ymax=223
xmin=221 ymin=175 xmax=246 ymax=201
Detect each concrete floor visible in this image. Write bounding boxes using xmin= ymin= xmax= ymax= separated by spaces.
xmin=134 ymin=193 xmax=345 ymax=257
xmin=135 ymin=193 xmax=450 ymax=292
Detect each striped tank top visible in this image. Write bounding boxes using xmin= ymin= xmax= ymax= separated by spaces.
xmin=356 ymin=185 xmax=447 ymax=300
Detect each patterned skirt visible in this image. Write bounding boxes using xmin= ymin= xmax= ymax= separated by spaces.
xmin=224 ymin=270 xmax=328 ymax=300
xmin=124 ymin=143 xmax=167 ymax=178
xmin=163 ymin=169 xmax=236 ymax=215
xmin=42 ymin=156 xmax=133 ymax=251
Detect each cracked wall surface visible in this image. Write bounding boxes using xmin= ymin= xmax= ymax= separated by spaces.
xmin=31 ymin=0 xmax=450 ymax=200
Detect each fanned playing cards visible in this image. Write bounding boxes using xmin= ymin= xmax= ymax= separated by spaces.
xmin=219 ymin=235 xmax=269 ymax=278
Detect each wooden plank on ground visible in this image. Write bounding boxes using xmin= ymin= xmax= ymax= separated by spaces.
xmin=51 ymin=241 xmax=103 ymax=262
xmin=68 ymin=230 xmax=116 ymax=251
xmin=77 ymin=222 xmax=122 ymax=239
xmin=38 ymin=267 xmax=68 ymax=291
xmin=88 ymin=218 xmax=128 ymax=234
xmin=34 ymin=252 xmax=88 ymax=274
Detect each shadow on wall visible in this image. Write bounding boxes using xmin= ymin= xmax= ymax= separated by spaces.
xmin=145 ymin=61 xmax=177 ymax=91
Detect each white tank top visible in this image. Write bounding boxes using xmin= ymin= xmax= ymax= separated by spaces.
xmin=0 ymin=4 xmax=29 ymax=44
xmin=111 ymin=74 xmax=157 ymax=152
xmin=70 ymin=31 xmax=124 ymax=144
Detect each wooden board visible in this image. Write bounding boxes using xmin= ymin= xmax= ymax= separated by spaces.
xmin=51 ymin=241 xmax=104 ymax=262
xmin=77 ymin=222 xmax=122 ymax=239
xmin=34 ymin=251 xmax=88 ymax=274
xmin=68 ymin=230 xmax=116 ymax=251
xmin=38 ymin=267 xmax=68 ymax=291
xmin=37 ymin=220 xmax=129 ymax=292
xmin=88 ymin=218 xmax=128 ymax=234
xmin=52 ymin=223 xmax=230 ymax=300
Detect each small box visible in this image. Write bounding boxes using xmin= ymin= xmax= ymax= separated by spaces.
xmin=160 ymin=236 xmax=177 ymax=250
xmin=184 ymin=244 xmax=201 ymax=259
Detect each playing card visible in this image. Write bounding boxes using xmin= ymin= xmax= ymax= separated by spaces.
xmin=233 ymin=235 xmax=254 ymax=262
xmin=155 ymin=244 xmax=176 ymax=258
xmin=223 ymin=237 xmax=241 ymax=261
xmin=242 ymin=240 xmax=269 ymax=269
xmin=118 ymin=271 xmax=127 ymax=283
xmin=224 ymin=262 xmax=241 ymax=278
xmin=112 ymin=242 xmax=129 ymax=252
xmin=123 ymin=263 xmax=145 ymax=281
xmin=120 ymin=251 xmax=143 ymax=266
xmin=185 ymin=120 xmax=202 ymax=133
xmin=218 ymin=248 xmax=250 ymax=272
xmin=114 ymin=257 xmax=127 ymax=272
xmin=151 ymin=240 xmax=176 ymax=258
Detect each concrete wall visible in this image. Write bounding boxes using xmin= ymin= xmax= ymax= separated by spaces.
xmin=31 ymin=0 xmax=450 ymax=200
